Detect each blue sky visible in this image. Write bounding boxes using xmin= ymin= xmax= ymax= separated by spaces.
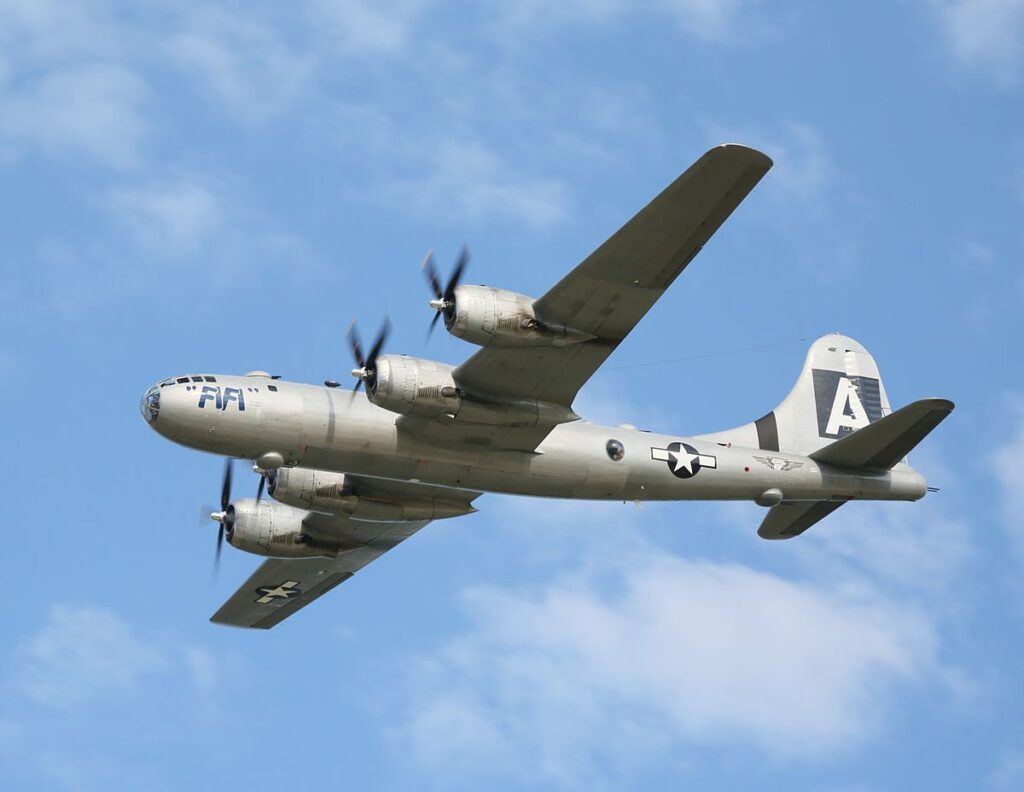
xmin=1 ymin=0 xmax=1023 ymax=789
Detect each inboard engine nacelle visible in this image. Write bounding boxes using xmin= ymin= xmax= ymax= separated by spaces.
xmin=270 ymin=467 xmax=476 ymax=522
xmin=448 ymin=285 xmax=593 ymax=347
xmin=370 ymin=354 xmax=578 ymax=426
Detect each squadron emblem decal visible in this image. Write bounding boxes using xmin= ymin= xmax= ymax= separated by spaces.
xmin=752 ymin=455 xmax=804 ymax=472
xmin=651 ymin=442 xmax=717 ymax=479
xmin=255 ymin=580 xmax=301 ymax=604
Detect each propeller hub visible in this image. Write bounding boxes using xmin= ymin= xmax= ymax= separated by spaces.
xmin=210 ymin=510 xmax=227 ymax=524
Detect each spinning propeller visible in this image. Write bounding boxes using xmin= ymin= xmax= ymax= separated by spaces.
xmin=205 ymin=457 xmax=280 ymax=576
xmin=347 ymin=318 xmax=391 ymax=394
xmin=208 ymin=458 xmax=234 ymax=576
xmin=422 ymin=245 xmax=469 ymax=336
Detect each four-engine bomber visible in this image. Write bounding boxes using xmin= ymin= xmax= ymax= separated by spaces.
xmin=140 ymin=144 xmax=953 ymax=629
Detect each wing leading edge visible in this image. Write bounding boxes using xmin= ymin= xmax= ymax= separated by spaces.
xmin=453 ymin=144 xmax=773 ymax=411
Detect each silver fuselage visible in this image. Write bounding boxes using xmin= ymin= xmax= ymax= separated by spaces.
xmin=143 ymin=374 xmax=926 ymax=504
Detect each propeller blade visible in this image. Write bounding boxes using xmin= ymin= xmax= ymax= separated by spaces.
xmin=421 ymin=250 xmax=442 ymax=300
xmin=444 ymin=244 xmax=469 ymax=301
xmin=428 ymin=309 xmax=442 ymax=337
xmin=347 ymin=321 xmax=366 ymax=368
xmin=214 ymin=522 xmax=224 ymax=578
xmin=220 ymin=459 xmax=232 ymax=512
xmin=366 ymin=317 xmax=391 ymax=366
xmin=256 ymin=474 xmax=266 ymax=503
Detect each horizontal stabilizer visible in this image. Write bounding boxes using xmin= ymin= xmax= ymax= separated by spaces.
xmin=758 ymin=500 xmax=845 ymax=540
xmin=809 ymin=398 xmax=954 ymax=470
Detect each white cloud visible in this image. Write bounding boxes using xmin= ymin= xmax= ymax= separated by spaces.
xmin=401 ymin=542 xmax=947 ymax=784
xmin=311 ymin=0 xmax=426 ymax=55
xmin=169 ymin=8 xmax=314 ymax=121
xmin=13 ymin=604 xmax=167 ymax=707
xmin=991 ymin=395 xmax=1024 ymax=557
xmin=990 ymin=743 xmax=1024 ymax=789
xmin=932 ymin=0 xmax=1024 ymax=85
xmin=794 ymin=500 xmax=971 ymax=594
xmin=754 ymin=123 xmax=831 ymax=202
xmin=661 ymin=0 xmax=759 ymax=40
xmin=0 ymin=64 xmax=148 ymax=168
xmin=703 ymin=121 xmax=832 ymax=205
xmin=107 ymin=178 xmax=223 ymax=256
xmin=1 ymin=604 xmax=227 ymax=789
xmin=387 ymin=138 xmax=571 ymax=227
xmin=488 ymin=0 xmax=757 ymax=41
xmin=0 ymin=0 xmax=121 ymax=66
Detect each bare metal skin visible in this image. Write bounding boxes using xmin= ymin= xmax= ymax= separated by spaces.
xmin=146 ymin=372 xmax=927 ymax=504
xmin=137 ymin=145 xmax=951 ymax=628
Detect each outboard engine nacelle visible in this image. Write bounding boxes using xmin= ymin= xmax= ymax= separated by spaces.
xmin=447 ymin=286 xmax=593 ymax=348
xmin=226 ymin=500 xmax=340 ymax=558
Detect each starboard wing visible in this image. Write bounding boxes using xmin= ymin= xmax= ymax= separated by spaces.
xmin=453 ymin=144 xmax=773 ymax=410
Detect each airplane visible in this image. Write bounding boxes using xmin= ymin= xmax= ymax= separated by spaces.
xmin=140 ymin=143 xmax=953 ymax=629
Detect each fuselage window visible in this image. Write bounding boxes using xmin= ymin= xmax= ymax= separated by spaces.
xmin=267 ymin=385 xmax=278 ymax=392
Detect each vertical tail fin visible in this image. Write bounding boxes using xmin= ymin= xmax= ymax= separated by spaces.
xmin=695 ymin=334 xmax=896 ymax=457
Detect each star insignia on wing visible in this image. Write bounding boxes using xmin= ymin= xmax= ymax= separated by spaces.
xmin=255 ymin=580 xmax=301 ymax=604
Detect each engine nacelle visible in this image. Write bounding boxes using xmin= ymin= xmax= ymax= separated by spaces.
xmin=370 ymin=355 xmax=461 ymax=418
xmin=269 ymin=467 xmax=476 ymax=522
xmin=367 ymin=354 xmax=577 ymax=426
xmin=226 ymin=500 xmax=340 ymax=558
xmin=448 ymin=285 xmax=593 ymax=348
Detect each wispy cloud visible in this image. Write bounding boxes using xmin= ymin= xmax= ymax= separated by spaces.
xmin=402 ymin=544 xmax=943 ymax=785
xmin=387 ymin=138 xmax=571 ymax=228
xmin=107 ymin=177 xmax=223 ymax=257
xmin=990 ymin=394 xmax=1024 ymax=559
xmin=169 ymin=7 xmax=314 ymax=122
xmin=706 ymin=121 xmax=833 ymax=204
xmin=0 ymin=64 xmax=148 ymax=168
xmin=14 ymin=604 xmax=167 ymax=708
xmin=930 ymin=0 xmax=1024 ymax=85
xmin=310 ymin=0 xmax=426 ymax=55
xmin=487 ymin=0 xmax=760 ymax=41
xmin=1 ymin=603 xmax=225 ymax=790
xmin=794 ymin=500 xmax=971 ymax=594
xmin=661 ymin=0 xmax=762 ymax=41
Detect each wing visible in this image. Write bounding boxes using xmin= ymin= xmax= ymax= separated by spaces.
xmin=211 ymin=479 xmax=480 ymax=629
xmin=454 ymin=144 xmax=772 ymax=410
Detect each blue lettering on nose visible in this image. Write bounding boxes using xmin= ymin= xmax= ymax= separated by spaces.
xmin=198 ymin=385 xmax=221 ymax=409
xmin=221 ymin=387 xmax=246 ymax=412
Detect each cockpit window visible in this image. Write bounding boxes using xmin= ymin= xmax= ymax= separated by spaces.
xmin=176 ymin=377 xmax=189 ymax=384
xmin=140 ymin=386 xmax=160 ymax=423
xmin=191 ymin=376 xmax=204 ymax=382
xmin=204 ymin=376 xmax=217 ymax=382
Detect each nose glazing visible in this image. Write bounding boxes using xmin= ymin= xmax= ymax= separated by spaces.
xmin=140 ymin=385 xmax=161 ymax=424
